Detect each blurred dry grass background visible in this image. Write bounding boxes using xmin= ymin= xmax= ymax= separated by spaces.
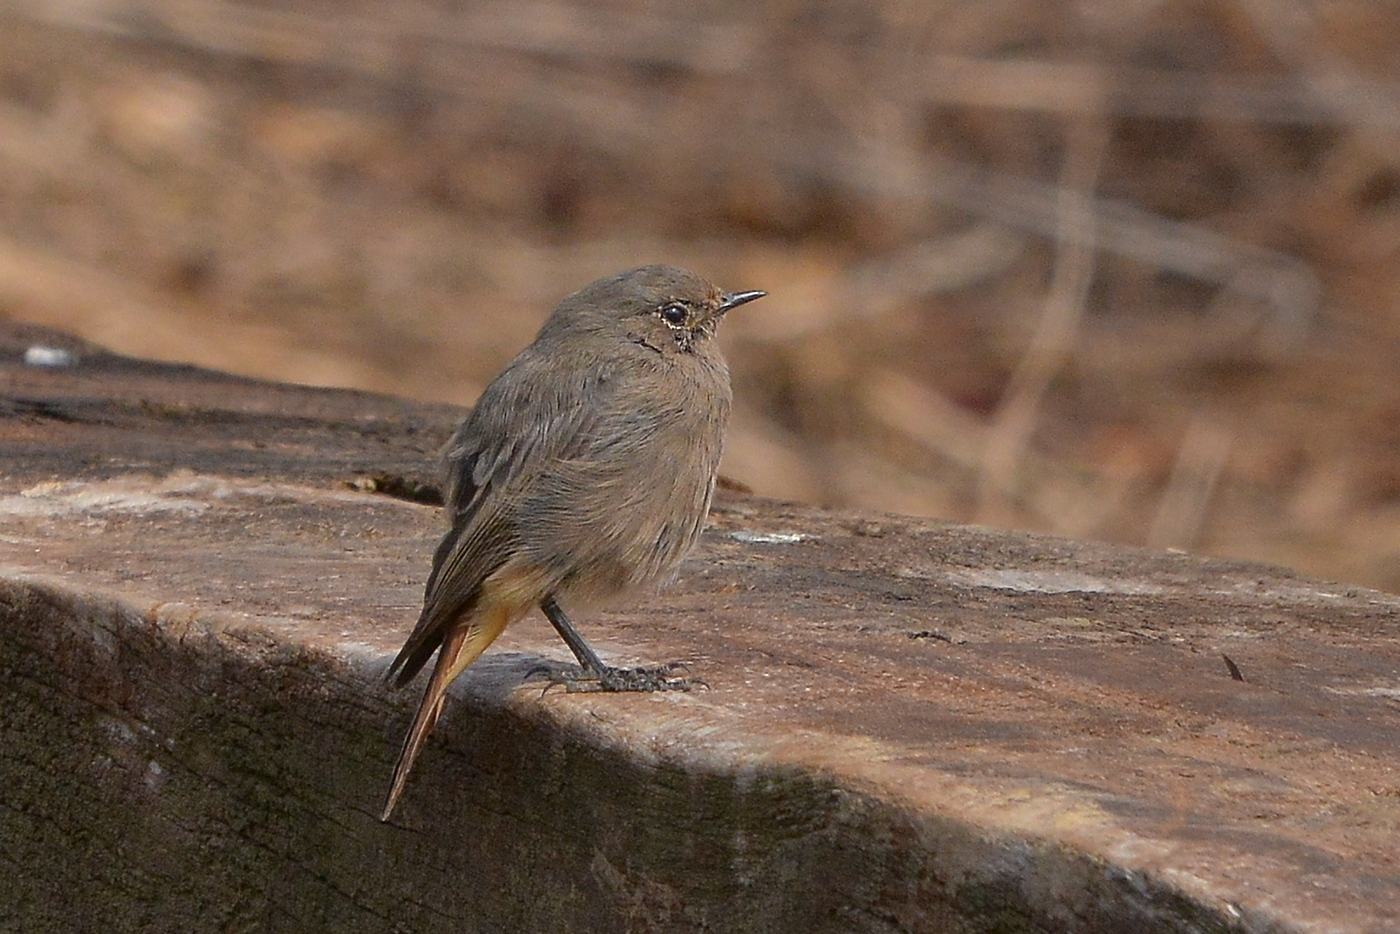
xmin=3 ymin=0 xmax=1400 ymax=589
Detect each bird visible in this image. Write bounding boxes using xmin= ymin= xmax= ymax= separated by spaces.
xmin=380 ymin=264 xmax=764 ymax=820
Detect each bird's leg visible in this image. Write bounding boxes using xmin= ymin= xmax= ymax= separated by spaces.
xmin=540 ymin=596 xmax=608 ymax=673
xmin=537 ymin=597 xmax=700 ymax=693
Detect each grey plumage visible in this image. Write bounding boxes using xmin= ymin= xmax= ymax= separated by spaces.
xmin=381 ymin=264 xmax=763 ymax=819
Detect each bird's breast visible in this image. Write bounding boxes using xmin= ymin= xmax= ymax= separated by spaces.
xmin=518 ymin=362 xmax=729 ymax=604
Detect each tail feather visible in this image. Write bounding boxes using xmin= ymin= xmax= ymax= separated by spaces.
xmin=381 ymin=603 xmax=513 ymax=821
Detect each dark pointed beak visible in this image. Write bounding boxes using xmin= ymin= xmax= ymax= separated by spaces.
xmin=716 ymin=290 xmax=766 ymax=315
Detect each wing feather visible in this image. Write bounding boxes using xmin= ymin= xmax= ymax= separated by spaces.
xmin=384 ymin=353 xmax=599 ymax=686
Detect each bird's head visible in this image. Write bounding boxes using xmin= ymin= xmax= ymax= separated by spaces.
xmin=542 ymin=264 xmax=765 ymax=356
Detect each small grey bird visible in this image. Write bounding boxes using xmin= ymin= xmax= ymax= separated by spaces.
xmin=381 ymin=264 xmax=764 ymax=820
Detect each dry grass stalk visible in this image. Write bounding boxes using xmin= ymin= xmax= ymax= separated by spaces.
xmin=979 ymin=119 xmax=1108 ymax=518
xmin=1147 ymin=416 xmax=1234 ymax=551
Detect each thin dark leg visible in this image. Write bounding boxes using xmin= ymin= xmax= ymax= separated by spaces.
xmin=534 ymin=596 xmax=700 ymax=693
xmin=541 ymin=596 xmax=607 ymax=673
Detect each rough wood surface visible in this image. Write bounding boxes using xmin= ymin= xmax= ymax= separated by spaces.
xmin=2 ymin=322 xmax=1399 ymax=933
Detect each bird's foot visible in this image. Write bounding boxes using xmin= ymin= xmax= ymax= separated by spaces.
xmin=529 ymin=661 xmax=704 ymax=694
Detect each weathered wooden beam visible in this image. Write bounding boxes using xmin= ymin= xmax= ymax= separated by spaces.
xmin=2 ymin=323 xmax=1398 ymax=932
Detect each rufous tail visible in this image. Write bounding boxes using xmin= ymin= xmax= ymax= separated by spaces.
xmin=381 ymin=604 xmax=512 ymax=821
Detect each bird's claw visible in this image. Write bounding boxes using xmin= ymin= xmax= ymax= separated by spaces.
xmin=528 ymin=661 xmax=703 ymax=694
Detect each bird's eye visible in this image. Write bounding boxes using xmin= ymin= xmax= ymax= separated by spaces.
xmin=659 ymin=303 xmax=688 ymax=326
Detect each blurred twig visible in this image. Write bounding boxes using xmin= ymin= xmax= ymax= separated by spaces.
xmin=1147 ymin=416 xmax=1234 ymax=550
xmin=1234 ymin=0 xmax=1400 ymax=158
xmin=835 ymin=224 xmax=1026 ymax=325
xmin=19 ymin=0 xmax=1400 ymax=129
xmin=11 ymin=0 xmax=761 ymax=76
xmin=860 ymin=370 xmax=1131 ymax=538
xmin=979 ymin=119 xmax=1107 ymax=519
xmin=825 ymin=146 xmax=1320 ymax=354
xmin=859 ymin=372 xmax=989 ymax=474
xmin=909 ymin=54 xmax=1400 ymax=129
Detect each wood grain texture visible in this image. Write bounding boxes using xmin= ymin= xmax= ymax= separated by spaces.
xmin=3 ymin=322 xmax=1399 ymax=932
